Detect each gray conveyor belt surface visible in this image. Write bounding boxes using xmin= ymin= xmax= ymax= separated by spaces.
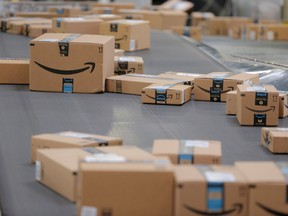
xmin=0 ymin=31 xmax=287 ymax=216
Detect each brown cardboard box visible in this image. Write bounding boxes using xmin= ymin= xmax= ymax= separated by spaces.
xmin=81 ymin=14 xmax=122 ymax=22
xmin=159 ymin=11 xmax=187 ymax=30
xmin=49 ymin=7 xmax=82 ymax=17
xmin=31 ymin=131 xmax=123 ymax=162
xmin=7 ymin=19 xmax=51 ymax=35
xmin=226 ymin=90 xmax=237 ymax=115
xmin=191 ymin=12 xmax=215 ymax=27
xmin=114 ymin=49 xmax=125 ymax=56
xmin=235 ymin=161 xmax=288 ymax=216
xmin=263 ymin=24 xmax=288 ymax=41
xmin=22 ymin=23 xmax=52 ymax=37
xmin=174 ymin=165 xmax=248 ymax=216
xmin=171 ymin=26 xmax=202 ymax=41
xmin=153 ymin=139 xmax=221 ymax=164
xmin=279 ymin=91 xmax=288 ymax=118
xmin=245 ymin=24 xmax=263 ymax=40
xmin=105 ymin=74 xmax=186 ymax=95
xmin=91 ymin=7 xmax=116 ymax=15
xmin=77 ymin=155 xmax=173 ymax=216
xmin=13 ymin=12 xmax=61 ymax=19
xmin=261 ymin=128 xmax=288 ymax=153
xmin=114 ymin=56 xmax=143 ymax=75
xmin=35 ymin=146 xmax=153 ymax=202
xmin=0 ymin=17 xmax=24 ymax=32
xmin=158 ymin=0 xmax=193 ymax=12
xmin=30 ymin=33 xmax=114 ymax=93
xmin=0 ymin=58 xmax=29 ymax=84
xmin=141 ymin=84 xmax=191 ymax=105
xmin=236 ymin=85 xmax=279 ymax=126
xmin=52 ymin=18 xmax=102 ymax=34
xmin=194 ymin=72 xmax=260 ymax=102
xmin=99 ymin=19 xmax=150 ymax=51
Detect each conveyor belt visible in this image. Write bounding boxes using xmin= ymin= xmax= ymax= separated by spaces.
xmin=0 ymin=31 xmax=287 ymax=216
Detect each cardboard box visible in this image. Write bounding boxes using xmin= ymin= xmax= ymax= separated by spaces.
xmin=77 ymin=155 xmax=173 ymax=216
xmin=114 ymin=56 xmax=143 ymax=75
xmin=99 ymin=19 xmax=150 ymax=51
xmin=22 ymin=23 xmax=52 ymax=37
xmin=261 ymin=128 xmax=288 ymax=153
xmin=245 ymin=24 xmax=263 ymax=40
xmin=194 ymin=72 xmax=260 ymax=102
xmin=35 ymin=146 xmax=153 ymax=202
xmin=191 ymin=12 xmax=215 ymax=27
xmin=279 ymin=91 xmax=288 ymax=118
xmin=141 ymin=84 xmax=191 ymax=105
xmin=105 ymin=74 xmax=186 ymax=95
xmin=0 ymin=58 xmax=29 ymax=84
xmin=30 ymin=33 xmax=114 ymax=93
xmin=7 ymin=19 xmax=51 ymax=35
xmin=263 ymin=24 xmax=288 ymax=41
xmin=114 ymin=49 xmax=125 ymax=57
xmin=81 ymin=14 xmax=122 ymax=22
xmin=235 ymin=161 xmax=288 ymax=216
xmin=174 ymin=165 xmax=248 ymax=216
xmin=236 ymin=85 xmax=279 ymax=126
xmin=31 ymin=131 xmax=123 ymax=162
xmin=153 ymin=139 xmax=221 ymax=164
xmin=171 ymin=26 xmax=202 ymax=41
xmin=52 ymin=18 xmax=102 ymax=34
xmin=0 ymin=17 xmax=24 ymax=32
xmin=226 ymin=90 xmax=237 ymax=115
xmin=49 ymin=7 xmax=82 ymax=17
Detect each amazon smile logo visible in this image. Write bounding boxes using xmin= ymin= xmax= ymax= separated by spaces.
xmin=144 ymin=93 xmax=173 ymax=102
xmin=245 ymin=106 xmax=275 ymax=113
xmin=115 ymin=68 xmax=136 ymax=75
xmin=115 ymin=35 xmax=127 ymax=41
xmin=184 ymin=203 xmax=243 ymax=216
xmin=197 ymin=86 xmax=234 ymax=94
xmin=257 ymin=202 xmax=288 ymax=216
xmin=35 ymin=61 xmax=95 ymax=75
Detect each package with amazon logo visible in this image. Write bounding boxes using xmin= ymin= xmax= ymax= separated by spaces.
xmin=194 ymin=72 xmax=259 ymax=102
xmin=174 ymin=165 xmax=248 ymax=216
xmin=114 ymin=56 xmax=143 ymax=75
xmin=235 ymin=161 xmax=288 ymax=216
xmin=236 ymin=84 xmax=279 ymax=126
xmin=141 ymin=83 xmax=191 ymax=105
xmin=30 ymin=33 xmax=114 ymax=93
xmin=261 ymin=128 xmax=288 ymax=153
xmin=99 ymin=19 xmax=150 ymax=51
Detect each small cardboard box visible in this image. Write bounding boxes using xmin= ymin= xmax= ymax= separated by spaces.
xmin=114 ymin=56 xmax=143 ymax=75
xmin=263 ymin=24 xmax=288 ymax=41
xmin=236 ymin=85 xmax=279 ymax=126
xmin=35 ymin=146 xmax=153 ymax=202
xmin=226 ymin=90 xmax=237 ymax=115
xmin=99 ymin=19 xmax=150 ymax=51
xmin=171 ymin=26 xmax=202 ymax=41
xmin=105 ymin=74 xmax=186 ymax=95
xmin=141 ymin=84 xmax=191 ymax=105
xmin=174 ymin=165 xmax=248 ymax=216
xmin=153 ymin=139 xmax=221 ymax=164
xmin=22 ymin=23 xmax=52 ymax=37
xmin=0 ymin=17 xmax=24 ymax=32
xmin=114 ymin=49 xmax=125 ymax=57
xmin=77 ymin=155 xmax=173 ymax=216
xmin=7 ymin=19 xmax=51 ymax=34
xmin=279 ymin=91 xmax=288 ymax=118
xmin=235 ymin=161 xmax=288 ymax=216
xmin=30 ymin=33 xmax=114 ymax=93
xmin=194 ymin=72 xmax=260 ymax=102
xmin=0 ymin=58 xmax=29 ymax=84
xmin=49 ymin=7 xmax=82 ymax=17
xmin=52 ymin=18 xmax=102 ymax=34
xmin=261 ymin=128 xmax=288 ymax=153
xmin=31 ymin=131 xmax=123 ymax=163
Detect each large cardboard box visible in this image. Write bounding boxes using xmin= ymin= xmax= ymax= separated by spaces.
xmin=105 ymin=74 xmax=186 ymax=95
xmin=235 ymin=161 xmax=288 ymax=216
xmin=279 ymin=91 xmax=288 ymax=118
xmin=99 ymin=19 xmax=150 ymax=51
xmin=153 ymin=139 xmax=221 ymax=164
xmin=114 ymin=56 xmax=143 ymax=75
xmin=30 ymin=33 xmax=114 ymax=93
xmin=263 ymin=24 xmax=288 ymax=41
xmin=35 ymin=146 xmax=153 ymax=202
xmin=7 ymin=19 xmax=51 ymax=35
xmin=261 ymin=128 xmax=288 ymax=153
xmin=0 ymin=17 xmax=24 ymax=32
xmin=0 ymin=58 xmax=29 ymax=84
xmin=31 ymin=131 xmax=123 ymax=162
xmin=194 ymin=72 xmax=260 ymax=102
xmin=141 ymin=84 xmax=191 ymax=105
xmin=237 ymin=85 xmax=279 ymax=126
xmin=171 ymin=26 xmax=202 ymax=41
xmin=174 ymin=165 xmax=248 ymax=216
xmin=77 ymin=155 xmax=173 ymax=216
xmin=52 ymin=18 xmax=102 ymax=34
xmin=226 ymin=90 xmax=237 ymax=115
xmin=22 ymin=23 xmax=52 ymax=37
xmin=49 ymin=7 xmax=82 ymax=17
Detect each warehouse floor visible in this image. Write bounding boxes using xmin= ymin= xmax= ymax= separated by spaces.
xmin=0 ymin=30 xmax=287 ymax=215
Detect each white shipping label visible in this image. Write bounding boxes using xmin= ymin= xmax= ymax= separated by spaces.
xmin=205 ymin=171 xmax=236 ymax=182
xmin=249 ymin=31 xmax=256 ymax=40
xmin=84 ymin=154 xmax=126 ymax=163
xmin=39 ymin=39 xmax=59 ymax=42
xmin=243 ymin=79 xmax=252 ymax=85
xmin=81 ymin=206 xmax=97 ymax=216
xmin=58 ymin=132 xmax=91 ymax=139
xmin=267 ymin=31 xmax=275 ymax=41
xmin=119 ymin=56 xmax=136 ymax=62
xmin=130 ymin=40 xmax=135 ymax=51
xmin=185 ymin=140 xmax=209 ymax=148
xmin=35 ymin=161 xmax=41 ymax=181
xmin=247 ymin=86 xmax=266 ymax=91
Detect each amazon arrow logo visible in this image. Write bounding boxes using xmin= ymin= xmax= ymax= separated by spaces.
xmin=245 ymin=106 xmax=275 ymax=113
xmin=285 ymin=103 xmax=288 ymax=109
xmin=34 ymin=61 xmax=95 ymax=75
xmin=197 ymin=86 xmax=234 ymax=94
xmin=115 ymin=68 xmax=136 ymax=75
xmin=257 ymin=202 xmax=288 ymax=216
xmin=184 ymin=203 xmax=243 ymax=216
xmin=144 ymin=93 xmax=173 ymax=103
xmin=115 ymin=35 xmax=127 ymax=41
